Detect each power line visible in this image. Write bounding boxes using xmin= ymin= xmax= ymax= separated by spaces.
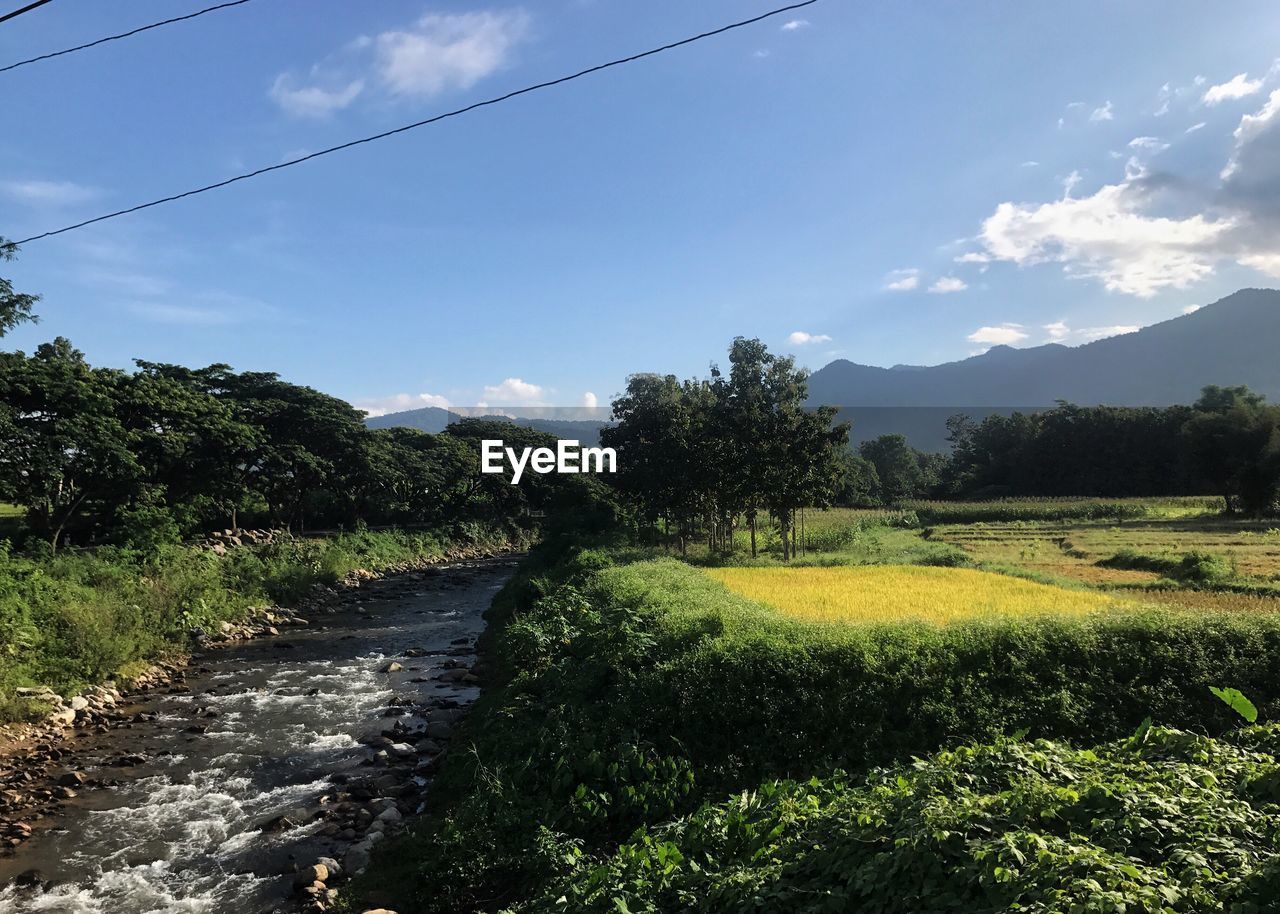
xmin=14 ymin=0 xmax=819 ymax=246
xmin=1 ymin=0 xmax=257 ymax=74
xmin=0 ymin=0 xmax=54 ymax=26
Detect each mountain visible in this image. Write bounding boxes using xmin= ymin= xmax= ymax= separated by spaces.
xmin=806 ymin=289 xmax=1280 ymax=407
xmin=366 ymin=406 xmax=462 ymax=434
xmin=365 ymin=406 xmax=605 ymax=446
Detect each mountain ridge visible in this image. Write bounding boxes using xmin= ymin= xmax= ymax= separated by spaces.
xmin=805 ymin=288 xmax=1280 ymax=407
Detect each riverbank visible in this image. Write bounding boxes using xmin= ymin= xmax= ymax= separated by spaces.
xmin=0 ymin=525 xmax=531 ymax=725
xmin=0 ymin=552 xmax=519 ymax=912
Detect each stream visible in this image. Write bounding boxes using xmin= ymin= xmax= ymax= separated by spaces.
xmin=0 ymin=556 xmax=517 ymax=914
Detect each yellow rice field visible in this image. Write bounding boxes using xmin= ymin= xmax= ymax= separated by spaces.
xmin=703 ymin=565 xmax=1127 ymax=626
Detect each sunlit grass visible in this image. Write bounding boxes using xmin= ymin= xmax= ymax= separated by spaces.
xmin=703 ymin=564 xmax=1126 ymax=626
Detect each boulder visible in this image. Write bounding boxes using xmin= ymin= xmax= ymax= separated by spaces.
xmin=293 ymin=863 xmax=329 ymax=888
xmin=379 ymin=662 xmax=403 ymax=674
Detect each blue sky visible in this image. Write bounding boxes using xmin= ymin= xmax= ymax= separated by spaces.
xmin=4 ymin=0 xmax=1280 ymax=413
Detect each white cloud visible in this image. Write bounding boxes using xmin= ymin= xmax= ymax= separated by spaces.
xmin=376 ymin=10 xmax=530 ymax=97
xmin=1222 ymin=88 xmax=1280 ymax=180
xmin=884 ymin=268 xmax=919 ymax=291
xmin=928 ymin=276 xmax=968 ymax=294
xmin=968 ymin=324 xmax=1027 ymax=345
xmin=1090 ymin=101 xmax=1114 ymax=122
xmin=753 ymin=49 xmax=770 ymax=59
xmin=481 ymin=377 xmax=547 ymax=406
xmin=269 ymin=75 xmax=363 ymax=118
xmin=787 ymin=331 xmax=832 ymax=346
xmin=270 ymin=10 xmax=529 ymax=116
xmin=1204 ymin=72 xmax=1265 ymax=106
xmin=1077 ymin=324 xmax=1140 ymax=342
xmin=780 ymin=19 xmax=810 ymax=31
xmin=1021 ymin=160 xmax=1040 ymax=168
xmin=1186 ymin=121 xmax=1207 ymax=134
xmin=1182 ymin=304 xmax=1202 ymax=314
xmin=978 ymin=177 xmax=1237 ymax=297
xmin=352 ymin=392 xmax=452 ymax=418
xmin=1128 ymin=135 xmax=1169 ymax=153
xmin=1041 ymin=320 xmax=1140 ymax=343
xmin=954 ymin=252 xmax=991 ymax=264
xmin=1043 ymin=320 xmax=1070 ymax=342
xmin=0 ymin=179 xmax=99 ymax=207
xmin=581 ymin=391 xmax=599 ymax=409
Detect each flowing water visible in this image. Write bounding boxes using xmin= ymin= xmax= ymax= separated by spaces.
xmin=0 ymin=557 xmax=516 ymax=914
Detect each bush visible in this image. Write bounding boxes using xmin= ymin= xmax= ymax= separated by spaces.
xmin=354 ymin=548 xmax=1280 ymax=912
xmin=518 ymin=725 xmax=1280 ymax=913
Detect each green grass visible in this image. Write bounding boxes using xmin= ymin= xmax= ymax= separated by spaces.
xmin=0 ymin=525 xmax=524 ymax=721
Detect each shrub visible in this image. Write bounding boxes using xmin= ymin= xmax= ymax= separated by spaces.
xmin=355 ymin=548 xmax=1280 ymax=913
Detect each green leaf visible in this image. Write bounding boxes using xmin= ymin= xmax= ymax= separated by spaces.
xmin=1210 ymin=686 xmax=1259 ymax=723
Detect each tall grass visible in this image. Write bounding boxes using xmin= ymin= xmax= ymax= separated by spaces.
xmin=0 ymin=525 xmax=521 ymax=721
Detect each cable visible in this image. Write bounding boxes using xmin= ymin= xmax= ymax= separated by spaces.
xmin=14 ymin=0 xmax=819 ymax=245
xmin=0 ymin=0 xmax=54 ymax=26
xmin=2 ymin=0 xmax=257 ymax=73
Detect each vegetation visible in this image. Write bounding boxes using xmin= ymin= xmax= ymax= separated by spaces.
xmin=0 ymin=526 xmax=523 ymax=721
xmin=349 ymin=544 xmax=1280 ymax=912
xmin=602 ymin=338 xmax=849 ymax=559
xmin=703 ymin=564 xmax=1124 ymax=625
xmin=515 ymin=725 xmax=1280 ymax=913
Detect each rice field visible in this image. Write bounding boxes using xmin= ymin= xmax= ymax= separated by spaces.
xmin=704 ymin=564 xmax=1126 ymax=626
xmin=930 ymin=519 xmax=1280 ymax=584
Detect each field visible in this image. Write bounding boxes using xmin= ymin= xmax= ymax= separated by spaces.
xmin=704 ymin=564 xmax=1123 ymax=625
xmin=928 ymin=517 xmax=1280 ymax=588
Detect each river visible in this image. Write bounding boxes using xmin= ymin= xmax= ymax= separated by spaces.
xmin=0 ymin=556 xmax=516 ymax=914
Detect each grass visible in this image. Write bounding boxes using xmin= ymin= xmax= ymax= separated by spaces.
xmin=703 ymin=564 xmax=1124 ymax=625
xmin=0 ymin=525 xmax=525 ymax=721
xmin=930 ymin=517 xmax=1280 ymax=587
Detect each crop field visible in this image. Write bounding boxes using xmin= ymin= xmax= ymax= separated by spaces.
xmin=703 ymin=564 xmax=1125 ymax=625
xmin=929 ymin=518 xmax=1280 ymax=586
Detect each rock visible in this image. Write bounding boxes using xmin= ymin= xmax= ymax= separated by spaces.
xmin=379 ymin=662 xmax=403 ymax=673
xmin=315 ymin=856 xmax=342 ymax=879
xmin=49 ymin=708 xmax=76 ymax=727
xmin=57 ymin=771 xmax=86 ymax=787
xmin=360 ymin=909 xmax=398 ymax=914
xmin=293 ymin=863 xmax=329 ymax=888
xmin=376 ymin=806 xmax=402 ymax=825
xmin=387 ymin=743 xmax=416 ymax=759
xmin=344 ymin=843 xmax=372 ymax=874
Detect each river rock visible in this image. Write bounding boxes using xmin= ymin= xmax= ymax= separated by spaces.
xmin=293 ymin=863 xmax=329 ymax=887
xmin=69 ymin=696 xmax=90 ymax=712
xmin=379 ymin=661 xmax=403 ymax=673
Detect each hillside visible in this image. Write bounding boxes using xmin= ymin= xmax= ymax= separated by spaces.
xmin=807 ymin=289 xmax=1280 ymax=407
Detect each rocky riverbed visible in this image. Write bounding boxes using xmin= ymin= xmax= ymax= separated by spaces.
xmin=0 ymin=554 xmax=518 ymax=913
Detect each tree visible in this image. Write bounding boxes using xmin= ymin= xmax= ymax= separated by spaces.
xmin=0 ymin=239 xmax=39 ymax=337
xmin=0 ymin=339 xmax=139 ymax=549
xmin=1184 ymin=387 xmax=1280 ymax=515
xmin=859 ymin=434 xmax=925 ymax=503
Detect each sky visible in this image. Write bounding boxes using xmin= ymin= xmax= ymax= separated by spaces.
xmin=3 ymin=1 xmax=1280 ymax=414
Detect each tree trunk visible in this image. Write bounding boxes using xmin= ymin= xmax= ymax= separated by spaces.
xmin=749 ymin=513 xmax=758 ymax=558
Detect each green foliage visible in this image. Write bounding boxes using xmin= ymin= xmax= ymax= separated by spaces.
xmin=516 ymin=725 xmax=1280 ymax=913
xmin=0 ymin=239 xmax=38 ymax=337
xmin=1101 ymin=547 xmax=1237 ymax=585
xmin=354 ymin=547 xmax=1280 ymax=913
xmin=906 ymin=496 xmax=1224 ymax=525
xmin=1211 ymin=686 xmax=1259 ymax=723
xmin=0 ymin=527 xmax=519 ymax=721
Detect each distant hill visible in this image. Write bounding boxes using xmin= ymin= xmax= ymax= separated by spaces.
xmin=367 ymin=289 xmax=1280 ymax=453
xmin=807 ymin=289 xmax=1280 ymax=407
xmin=366 ymin=406 xmax=605 ymax=446
xmin=365 ymin=406 xmax=462 ymax=434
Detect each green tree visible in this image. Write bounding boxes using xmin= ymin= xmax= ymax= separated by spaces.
xmin=859 ymin=434 xmax=925 ymax=503
xmin=0 ymin=239 xmax=39 ymax=337
xmin=0 ymin=339 xmax=139 ymax=549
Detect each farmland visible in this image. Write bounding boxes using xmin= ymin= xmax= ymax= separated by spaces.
xmin=703 ymin=564 xmax=1123 ymax=625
